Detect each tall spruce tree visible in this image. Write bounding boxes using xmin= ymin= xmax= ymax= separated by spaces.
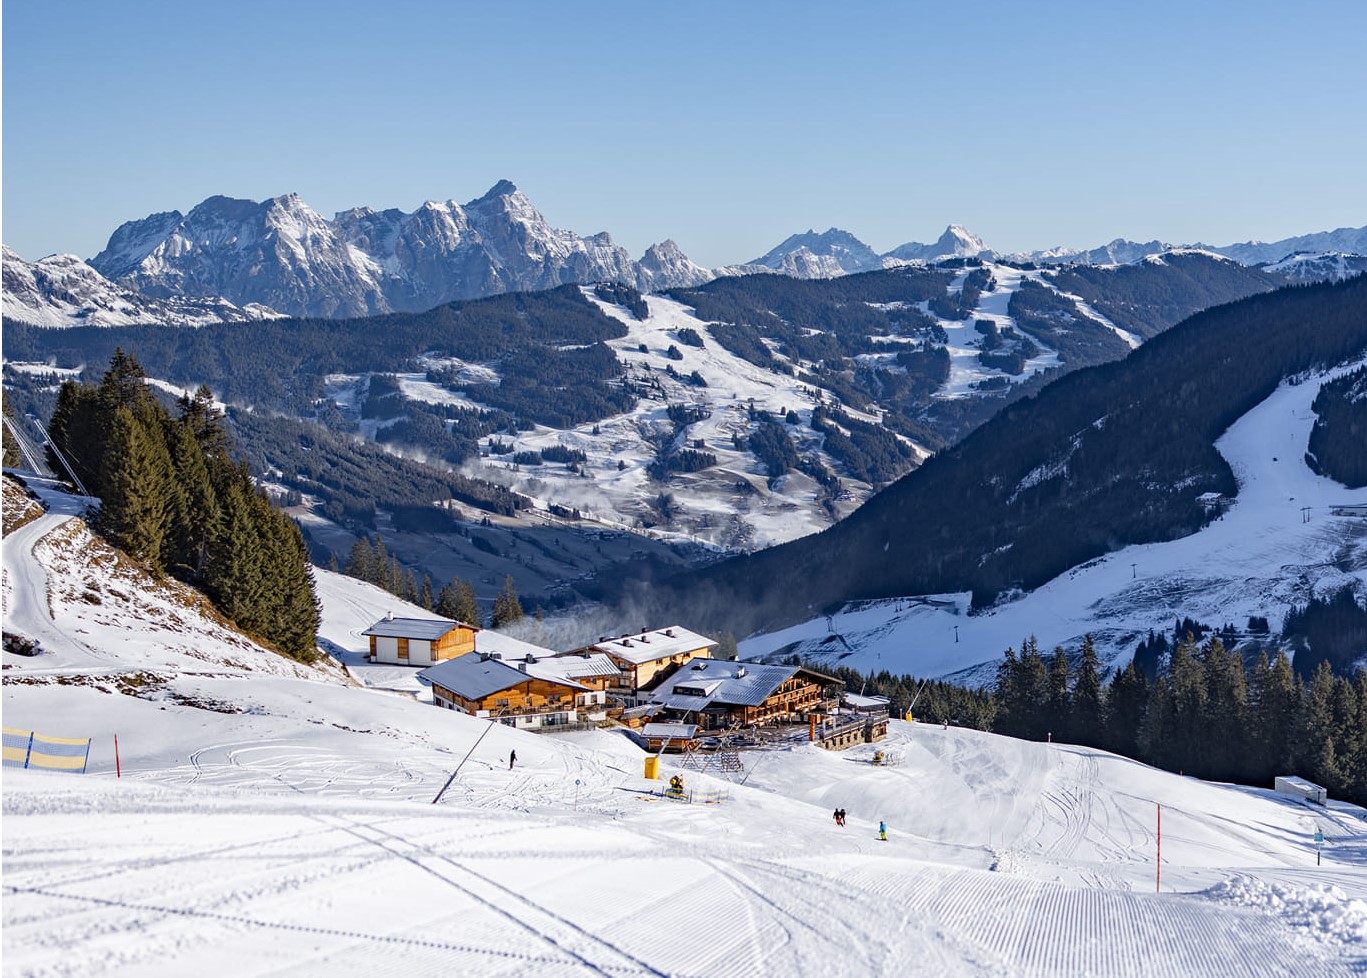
xmin=1072 ymin=635 xmax=1104 ymax=745
xmin=100 ymin=404 xmax=174 ymax=574
xmin=491 ymin=575 xmax=524 ymax=628
xmin=1047 ymin=647 xmax=1072 ymax=742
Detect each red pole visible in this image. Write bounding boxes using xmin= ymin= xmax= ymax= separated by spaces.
xmin=114 ymin=734 xmax=121 ymax=778
xmin=1156 ymin=804 xmax=1161 ymax=893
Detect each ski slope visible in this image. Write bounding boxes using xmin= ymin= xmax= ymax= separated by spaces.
xmin=4 ymin=474 xmax=1366 ymax=976
xmin=743 ymin=360 xmax=1367 ymax=677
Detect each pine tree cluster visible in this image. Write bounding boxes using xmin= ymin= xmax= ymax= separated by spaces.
xmin=344 ymin=534 xmax=436 ymax=611
xmin=994 ymin=635 xmax=1367 ymax=806
xmin=47 ymin=350 xmax=320 ymax=661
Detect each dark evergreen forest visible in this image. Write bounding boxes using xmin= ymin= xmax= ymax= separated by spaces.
xmin=45 ymin=351 xmax=320 ymax=660
xmin=1306 ymin=364 xmax=1367 ymax=488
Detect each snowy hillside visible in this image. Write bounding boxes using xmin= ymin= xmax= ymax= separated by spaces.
xmin=4 ymin=473 xmax=1366 ymax=976
xmin=2 ymin=245 xmax=282 ymax=328
xmin=741 ymin=360 xmax=1367 ymax=680
xmin=379 ymin=266 xmax=1129 ymax=551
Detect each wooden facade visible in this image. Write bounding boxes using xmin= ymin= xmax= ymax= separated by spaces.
xmin=430 ymin=674 xmax=581 ymax=728
xmin=367 ymin=622 xmax=476 ymax=666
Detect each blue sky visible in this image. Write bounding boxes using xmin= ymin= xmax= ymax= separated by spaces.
xmin=4 ymin=0 xmax=1365 ymax=268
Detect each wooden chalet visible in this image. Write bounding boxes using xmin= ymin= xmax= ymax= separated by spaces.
xmin=418 ymin=654 xmax=585 ymax=730
xmin=569 ymin=626 xmax=717 ymax=702
xmin=649 ymin=659 xmax=840 ymax=730
xmin=362 ymin=615 xmax=475 ymax=666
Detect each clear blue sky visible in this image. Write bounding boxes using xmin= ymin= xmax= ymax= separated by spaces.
xmin=4 ymin=0 xmax=1366 ymax=268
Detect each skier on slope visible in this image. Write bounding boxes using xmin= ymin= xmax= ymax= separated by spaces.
xmin=878 ymin=820 xmax=887 ymax=841
xmin=509 ymin=749 xmax=517 ymax=770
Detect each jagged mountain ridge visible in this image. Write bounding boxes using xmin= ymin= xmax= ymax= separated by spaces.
xmin=87 ymin=182 xmax=714 ymax=318
xmin=60 ymin=178 xmax=1367 ymax=320
xmin=1 ymin=245 xmax=282 ymax=328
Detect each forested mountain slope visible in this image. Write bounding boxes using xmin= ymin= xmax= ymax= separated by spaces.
xmin=657 ymin=276 xmax=1367 ymax=636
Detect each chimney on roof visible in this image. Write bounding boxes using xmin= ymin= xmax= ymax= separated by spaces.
xmin=526 ymin=654 xmax=536 ymax=663
xmin=736 ymin=666 xmax=747 ymax=677
xmin=385 ymin=611 xmax=393 ymax=621
xmin=665 ymin=628 xmax=675 ymax=637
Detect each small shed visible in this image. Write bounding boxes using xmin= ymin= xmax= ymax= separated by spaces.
xmin=642 ymin=722 xmax=698 ymax=752
xmin=1274 ymin=775 xmax=1327 ymax=805
xmin=362 ymin=615 xmax=475 ymax=666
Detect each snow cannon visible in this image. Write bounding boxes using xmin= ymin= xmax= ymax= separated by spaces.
xmin=872 ymin=751 xmax=885 ymax=766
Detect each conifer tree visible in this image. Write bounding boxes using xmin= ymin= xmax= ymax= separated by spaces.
xmin=1047 ymin=647 xmax=1072 ymax=742
xmin=164 ymin=419 xmax=219 ymax=579
xmin=345 ymin=536 xmax=375 ymax=582
xmin=1103 ymin=660 xmax=1148 ymax=758
xmin=1072 ymin=635 xmax=1104 ymax=744
xmin=101 ymin=404 xmax=174 ymax=574
xmin=1250 ymin=651 xmax=1299 ymax=780
xmin=491 ymin=575 xmax=524 ymax=628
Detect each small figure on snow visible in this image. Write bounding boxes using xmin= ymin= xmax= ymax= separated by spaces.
xmin=878 ymin=820 xmax=887 ymax=841
xmin=838 ymin=808 xmax=846 ymax=827
xmin=509 ymin=749 xmax=517 ymax=770
xmin=833 ymin=808 xmax=841 ymax=826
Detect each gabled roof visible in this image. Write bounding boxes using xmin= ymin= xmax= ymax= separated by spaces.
xmin=588 ymin=626 xmax=716 ymax=665
xmin=419 ymin=654 xmax=580 ymax=701
xmin=650 ymin=659 xmax=800 ymax=709
xmin=523 ymin=652 xmax=620 ymax=682
xmin=362 ymin=616 xmax=464 ymax=641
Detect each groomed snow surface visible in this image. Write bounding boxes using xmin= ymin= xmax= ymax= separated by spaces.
xmin=4 ymin=477 xmax=1367 ymax=976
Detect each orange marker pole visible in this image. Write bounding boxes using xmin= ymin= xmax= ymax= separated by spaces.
xmin=115 ymin=734 xmax=121 ymax=778
xmin=1156 ymin=804 xmax=1162 ymax=893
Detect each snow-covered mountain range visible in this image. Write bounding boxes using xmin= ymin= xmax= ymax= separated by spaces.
xmin=81 ymin=181 xmax=713 ymax=318
xmin=1 ymin=245 xmax=282 ymax=328
xmin=8 ymin=180 xmax=1358 ymax=326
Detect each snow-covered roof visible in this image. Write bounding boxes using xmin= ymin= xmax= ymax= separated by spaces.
xmin=419 ymin=654 xmax=578 ymax=700
xmin=642 ymin=722 xmax=698 ymax=740
xmin=475 ymin=629 xmax=556 ymax=661
xmin=590 ymin=625 xmax=716 ymax=665
xmin=650 ymin=659 xmax=800 ymax=709
xmin=523 ymin=652 xmax=620 ymax=682
xmin=362 ymin=616 xmax=462 ymax=641
xmin=845 ymin=693 xmax=890 ymax=710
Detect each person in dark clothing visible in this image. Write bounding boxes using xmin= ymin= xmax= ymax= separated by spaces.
xmin=509 ymin=750 xmax=517 ymax=770
xmin=834 ymin=808 xmax=841 ymax=826
xmin=838 ymin=808 xmax=846 ymax=826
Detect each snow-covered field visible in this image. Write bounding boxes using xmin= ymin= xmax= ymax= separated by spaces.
xmin=5 ymin=476 xmax=1367 ymax=976
xmin=744 ymin=360 xmax=1367 ymax=678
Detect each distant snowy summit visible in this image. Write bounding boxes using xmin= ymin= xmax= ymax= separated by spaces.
xmin=84 ymin=182 xmax=714 ymax=319
xmin=1 ymin=245 xmax=281 ymax=328
xmin=1022 ymin=226 xmax=1367 ymax=277
xmin=742 ymin=225 xmax=992 ymax=278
